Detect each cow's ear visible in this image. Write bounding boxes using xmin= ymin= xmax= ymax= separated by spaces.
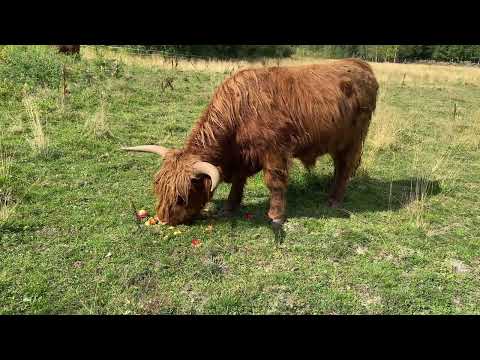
xmin=191 ymin=175 xmax=212 ymax=195
xmin=191 ymin=175 xmax=211 ymax=192
xmin=192 ymin=161 xmax=220 ymax=191
xmin=203 ymin=177 xmax=212 ymax=195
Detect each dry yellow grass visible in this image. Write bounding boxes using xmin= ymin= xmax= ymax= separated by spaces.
xmin=458 ymin=109 xmax=480 ymax=150
xmin=0 ymin=150 xmax=11 ymax=180
xmin=361 ymin=107 xmax=462 ymax=229
xmin=370 ymin=106 xmax=403 ymax=151
xmin=5 ymin=112 xmax=25 ymax=135
xmin=359 ymin=105 xmax=403 ymax=174
xmin=23 ymin=95 xmax=48 ymax=155
xmin=0 ymin=190 xmax=16 ymax=225
xmin=0 ymin=133 xmax=15 ymax=224
xmin=404 ymin=150 xmax=433 ymax=228
xmin=82 ymin=46 xmax=480 ymax=86
xmin=370 ymin=61 xmax=480 ymax=87
xmin=401 ymin=136 xmax=465 ymax=229
xmin=358 ymin=83 xmax=406 ymax=174
xmin=81 ymin=46 xmax=336 ymax=73
xmin=84 ymin=96 xmax=113 ymax=139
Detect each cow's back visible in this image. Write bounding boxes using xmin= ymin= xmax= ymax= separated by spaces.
xmin=219 ymin=59 xmax=378 ymax=161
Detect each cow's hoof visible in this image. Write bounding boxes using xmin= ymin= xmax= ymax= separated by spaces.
xmin=271 ymin=218 xmax=285 ymax=225
xmin=219 ymin=207 xmax=238 ymax=218
xmin=223 ymin=201 xmax=241 ymax=213
xmin=269 ymin=218 xmax=286 ymax=244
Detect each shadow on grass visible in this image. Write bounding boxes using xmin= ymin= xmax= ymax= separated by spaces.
xmin=207 ymin=174 xmax=442 ymax=241
xmin=283 ymin=173 xmax=442 ymax=219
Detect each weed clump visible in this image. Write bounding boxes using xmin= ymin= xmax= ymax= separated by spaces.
xmin=22 ymin=95 xmax=49 ymax=156
xmin=0 ymin=46 xmax=63 ymax=90
xmin=84 ymin=96 xmax=114 ymax=139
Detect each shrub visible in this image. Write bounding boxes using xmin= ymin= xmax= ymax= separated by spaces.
xmin=0 ymin=46 xmax=63 ymax=90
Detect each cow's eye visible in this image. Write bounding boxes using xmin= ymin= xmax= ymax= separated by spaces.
xmin=177 ymin=197 xmax=185 ymax=205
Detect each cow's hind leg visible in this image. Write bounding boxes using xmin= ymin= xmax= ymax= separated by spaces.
xmin=263 ymin=153 xmax=290 ymax=223
xmin=224 ymin=175 xmax=247 ymax=214
xmin=328 ymin=141 xmax=363 ymax=208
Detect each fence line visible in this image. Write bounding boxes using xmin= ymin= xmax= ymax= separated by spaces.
xmin=84 ymin=46 xmax=480 ymax=67
xmin=82 ymin=45 xmax=243 ymax=61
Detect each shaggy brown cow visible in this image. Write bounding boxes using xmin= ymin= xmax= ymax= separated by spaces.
xmin=56 ymin=45 xmax=80 ymax=54
xmin=123 ymin=58 xmax=379 ymax=225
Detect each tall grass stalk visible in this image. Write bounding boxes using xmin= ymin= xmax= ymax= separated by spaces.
xmin=84 ymin=95 xmax=113 ymax=139
xmin=0 ymin=150 xmax=12 ymax=181
xmin=0 ymin=190 xmax=16 ymax=225
xmin=23 ymin=95 xmax=49 ymax=156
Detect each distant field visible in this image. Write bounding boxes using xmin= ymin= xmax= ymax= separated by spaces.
xmin=1 ymin=46 xmax=479 ymax=314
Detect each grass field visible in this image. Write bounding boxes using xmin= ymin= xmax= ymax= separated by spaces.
xmin=1 ymin=45 xmax=479 ymax=314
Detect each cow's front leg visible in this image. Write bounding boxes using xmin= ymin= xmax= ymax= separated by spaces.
xmin=263 ymin=155 xmax=290 ymax=224
xmin=224 ymin=175 xmax=246 ymax=214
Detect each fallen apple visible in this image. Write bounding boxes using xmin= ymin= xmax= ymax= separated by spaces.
xmin=244 ymin=212 xmax=253 ymax=220
xmin=148 ymin=217 xmax=158 ymax=225
xmin=144 ymin=217 xmax=159 ymax=226
xmin=136 ymin=209 xmax=149 ymax=221
xmin=191 ymin=239 xmax=202 ymax=247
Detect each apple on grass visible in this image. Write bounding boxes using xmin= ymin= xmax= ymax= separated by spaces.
xmin=136 ymin=209 xmax=149 ymax=221
xmin=145 ymin=217 xmax=159 ymax=226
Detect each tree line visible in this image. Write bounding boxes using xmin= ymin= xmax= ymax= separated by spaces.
xmin=124 ymin=45 xmax=480 ymax=63
xmin=296 ymin=45 xmax=480 ymax=63
xmin=129 ymin=45 xmax=295 ymax=59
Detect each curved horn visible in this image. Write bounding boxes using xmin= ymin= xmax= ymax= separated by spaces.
xmin=192 ymin=161 xmax=220 ymax=192
xmin=121 ymin=145 xmax=170 ymax=157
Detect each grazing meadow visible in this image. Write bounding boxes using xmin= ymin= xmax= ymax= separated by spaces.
xmin=1 ymin=45 xmax=479 ymax=314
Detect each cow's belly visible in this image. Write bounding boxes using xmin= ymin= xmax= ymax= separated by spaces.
xmin=222 ymin=154 xmax=263 ymax=183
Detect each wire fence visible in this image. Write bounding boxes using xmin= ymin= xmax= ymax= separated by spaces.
xmin=82 ymin=45 xmax=251 ymax=62
xmin=1 ymin=46 xmax=226 ymax=119
xmin=84 ymin=45 xmax=480 ymax=67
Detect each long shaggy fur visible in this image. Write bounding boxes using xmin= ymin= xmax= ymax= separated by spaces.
xmin=186 ymin=58 xmax=378 ymax=176
xmin=153 ymin=150 xmax=212 ymax=224
xmin=150 ymin=58 xmax=379 ymax=224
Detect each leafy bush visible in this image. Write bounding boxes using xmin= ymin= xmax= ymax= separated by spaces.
xmin=0 ymin=46 xmax=63 ymax=90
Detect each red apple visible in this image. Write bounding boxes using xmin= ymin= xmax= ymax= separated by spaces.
xmin=191 ymin=239 xmax=202 ymax=247
xmin=136 ymin=209 xmax=149 ymax=221
xmin=244 ymin=212 xmax=253 ymax=220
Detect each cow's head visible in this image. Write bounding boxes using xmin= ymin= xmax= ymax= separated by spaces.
xmin=122 ymin=145 xmax=220 ymax=225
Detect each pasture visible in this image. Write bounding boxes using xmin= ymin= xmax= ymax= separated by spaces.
xmin=1 ymin=45 xmax=479 ymax=314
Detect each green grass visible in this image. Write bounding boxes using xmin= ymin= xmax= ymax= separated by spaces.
xmin=1 ymin=46 xmax=480 ymax=314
